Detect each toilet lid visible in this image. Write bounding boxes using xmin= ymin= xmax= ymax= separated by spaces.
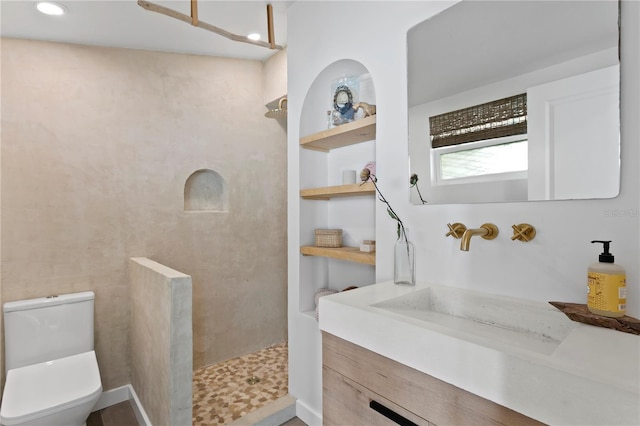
xmin=0 ymin=351 xmax=102 ymax=425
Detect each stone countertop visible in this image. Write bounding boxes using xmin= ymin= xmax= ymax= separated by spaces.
xmin=318 ymin=281 xmax=640 ymax=425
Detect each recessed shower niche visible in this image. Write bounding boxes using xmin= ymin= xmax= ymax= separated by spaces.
xmin=184 ymin=169 xmax=228 ymax=212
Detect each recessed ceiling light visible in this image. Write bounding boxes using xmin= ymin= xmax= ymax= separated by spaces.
xmin=35 ymin=2 xmax=66 ymax=16
xmin=247 ymin=33 xmax=261 ymax=41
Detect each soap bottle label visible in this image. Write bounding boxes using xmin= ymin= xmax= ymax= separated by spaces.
xmin=587 ymin=272 xmax=626 ymax=313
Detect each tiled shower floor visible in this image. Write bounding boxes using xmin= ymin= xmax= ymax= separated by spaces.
xmin=193 ymin=341 xmax=289 ymax=425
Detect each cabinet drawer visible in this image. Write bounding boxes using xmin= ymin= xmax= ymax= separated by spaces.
xmin=322 ymin=332 xmax=544 ymax=426
xmin=323 ymin=364 xmax=432 ymax=426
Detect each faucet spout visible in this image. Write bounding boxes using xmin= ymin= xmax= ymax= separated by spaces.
xmin=460 ymin=223 xmax=498 ymax=251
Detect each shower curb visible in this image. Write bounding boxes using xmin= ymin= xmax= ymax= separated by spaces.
xmin=228 ymin=394 xmax=296 ymax=426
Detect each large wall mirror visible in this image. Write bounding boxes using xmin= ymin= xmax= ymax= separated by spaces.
xmin=408 ymin=1 xmax=620 ymax=204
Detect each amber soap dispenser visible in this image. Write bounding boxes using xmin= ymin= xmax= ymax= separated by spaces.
xmin=588 ymin=240 xmax=626 ymax=317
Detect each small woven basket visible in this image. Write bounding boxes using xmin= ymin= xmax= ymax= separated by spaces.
xmin=315 ymin=229 xmax=343 ymax=248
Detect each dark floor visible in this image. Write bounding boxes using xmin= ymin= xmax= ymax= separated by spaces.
xmin=87 ymin=401 xmax=139 ymax=426
xmin=281 ymin=417 xmax=307 ymax=426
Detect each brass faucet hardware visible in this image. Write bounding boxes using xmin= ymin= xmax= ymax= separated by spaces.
xmin=460 ymin=223 xmax=499 ymax=251
xmin=445 ymin=223 xmax=467 ymax=239
xmin=478 ymin=223 xmax=498 ymax=240
xmin=511 ymin=223 xmax=536 ymax=242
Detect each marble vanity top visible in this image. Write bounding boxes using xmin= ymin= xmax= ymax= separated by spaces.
xmin=318 ymin=281 xmax=640 ymax=425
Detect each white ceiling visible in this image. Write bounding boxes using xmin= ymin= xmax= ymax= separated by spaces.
xmin=408 ymin=0 xmax=619 ymax=106
xmin=1 ymin=0 xmax=293 ymax=61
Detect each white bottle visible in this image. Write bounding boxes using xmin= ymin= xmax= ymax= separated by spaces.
xmin=587 ymin=240 xmax=626 ymax=318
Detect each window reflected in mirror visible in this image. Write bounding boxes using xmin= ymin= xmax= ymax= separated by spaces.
xmin=408 ymin=0 xmax=620 ymax=204
xmin=436 ymin=136 xmax=528 ymax=183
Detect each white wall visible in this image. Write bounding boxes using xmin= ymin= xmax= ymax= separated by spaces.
xmin=287 ymin=1 xmax=639 ymax=424
xmin=527 ymin=65 xmax=620 ymax=200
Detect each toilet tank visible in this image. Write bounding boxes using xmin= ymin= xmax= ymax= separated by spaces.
xmin=3 ymin=291 xmax=95 ymax=372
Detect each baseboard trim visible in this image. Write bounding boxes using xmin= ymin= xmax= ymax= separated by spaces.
xmin=93 ymin=384 xmax=152 ymax=426
xmin=129 ymin=385 xmax=152 ymax=426
xmin=296 ymin=399 xmax=321 ymax=426
xmin=93 ymin=386 xmax=130 ymax=411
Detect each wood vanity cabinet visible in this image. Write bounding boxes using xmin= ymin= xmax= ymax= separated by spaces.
xmin=322 ymin=332 xmax=544 ymax=426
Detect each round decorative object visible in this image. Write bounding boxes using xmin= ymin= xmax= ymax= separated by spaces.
xmin=332 ymin=84 xmax=355 ymax=124
xmin=315 ymin=288 xmax=338 ymax=306
xmin=315 ymin=288 xmax=338 ymax=321
xmin=363 ymin=161 xmax=376 ymax=176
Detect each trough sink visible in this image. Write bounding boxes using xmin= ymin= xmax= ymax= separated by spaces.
xmin=319 ymin=281 xmax=639 ymax=425
xmin=371 ymin=285 xmax=578 ymax=355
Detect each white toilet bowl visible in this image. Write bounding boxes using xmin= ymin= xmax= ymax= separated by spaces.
xmin=0 ymin=351 xmax=102 ymax=426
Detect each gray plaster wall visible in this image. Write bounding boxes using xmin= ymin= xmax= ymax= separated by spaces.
xmin=1 ymin=38 xmax=288 ymax=389
xmin=129 ymin=257 xmax=192 ymax=426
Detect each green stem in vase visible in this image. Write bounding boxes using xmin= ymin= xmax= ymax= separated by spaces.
xmin=360 ymin=169 xmax=408 ymax=245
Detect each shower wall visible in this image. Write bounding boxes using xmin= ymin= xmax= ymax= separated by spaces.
xmin=0 ymin=38 xmax=288 ymax=388
xmin=130 ymin=257 xmax=192 ymax=426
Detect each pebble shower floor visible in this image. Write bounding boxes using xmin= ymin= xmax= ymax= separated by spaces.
xmin=192 ymin=341 xmax=289 ymax=425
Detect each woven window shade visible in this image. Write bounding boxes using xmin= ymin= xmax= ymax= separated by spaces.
xmin=430 ymin=93 xmax=527 ymax=148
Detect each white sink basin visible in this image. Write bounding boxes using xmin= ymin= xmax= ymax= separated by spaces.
xmin=371 ymin=285 xmax=577 ymax=355
xmin=319 ymin=281 xmax=640 ymax=425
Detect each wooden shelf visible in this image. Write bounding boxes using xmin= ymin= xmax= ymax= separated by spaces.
xmin=300 ymin=182 xmax=375 ymax=200
xmin=300 ymin=115 xmax=376 ymax=152
xmin=301 ymin=246 xmax=375 ymax=265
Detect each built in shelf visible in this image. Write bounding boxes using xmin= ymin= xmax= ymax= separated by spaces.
xmin=300 ymin=246 xmax=375 ymax=265
xmin=300 ymin=182 xmax=375 ymax=200
xmin=300 ymin=115 xmax=376 ymax=152
xmin=301 ymin=310 xmax=317 ymax=320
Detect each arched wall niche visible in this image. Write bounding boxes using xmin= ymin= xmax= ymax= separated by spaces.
xmin=297 ymin=58 xmax=377 ymax=312
xmin=184 ymin=169 xmax=228 ymax=212
xmin=300 ymin=59 xmax=376 ymax=138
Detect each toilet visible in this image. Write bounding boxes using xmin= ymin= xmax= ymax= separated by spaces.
xmin=0 ymin=291 xmax=102 ymax=426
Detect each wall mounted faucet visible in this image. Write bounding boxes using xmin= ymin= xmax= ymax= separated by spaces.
xmin=460 ymin=223 xmax=498 ymax=251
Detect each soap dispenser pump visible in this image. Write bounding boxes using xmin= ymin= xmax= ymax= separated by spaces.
xmin=587 ymin=240 xmax=626 ymax=318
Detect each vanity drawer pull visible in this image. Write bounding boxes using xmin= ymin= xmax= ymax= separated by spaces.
xmin=369 ymin=400 xmax=419 ymax=426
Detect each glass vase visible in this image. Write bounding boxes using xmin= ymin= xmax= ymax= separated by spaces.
xmin=394 ymin=227 xmax=415 ymax=286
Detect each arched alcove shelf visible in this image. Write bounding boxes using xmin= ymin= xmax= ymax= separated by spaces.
xmin=184 ymin=169 xmax=228 ymax=212
xmin=297 ymin=59 xmax=377 ymax=316
xmin=299 ymin=59 xmax=376 ymax=139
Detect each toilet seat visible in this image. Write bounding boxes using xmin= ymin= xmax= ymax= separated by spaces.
xmin=0 ymin=351 xmax=102 ymax=425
